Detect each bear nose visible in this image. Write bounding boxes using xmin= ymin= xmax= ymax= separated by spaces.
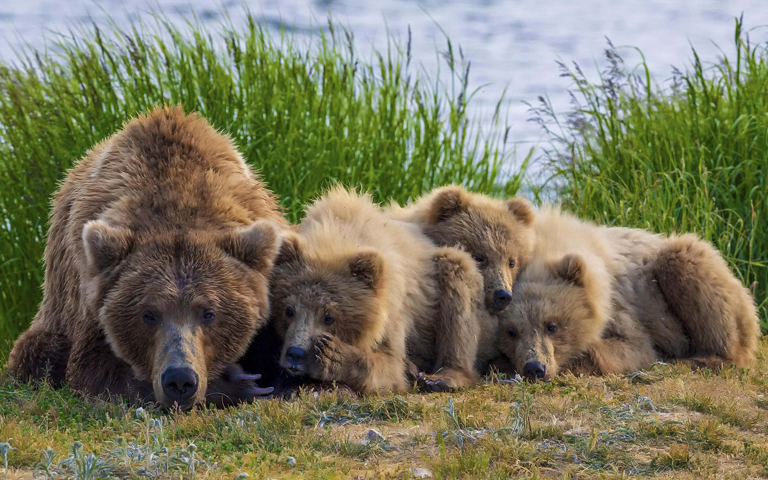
xmin=161 ymin=367 xmax=199 ymax=402
xmin=493 ymin=289 xmax=513 ymax=309
xmin=286 ymin=346 xmax=306 ymax=367
xmin=524 ymin=361 xmax=546 ymax=380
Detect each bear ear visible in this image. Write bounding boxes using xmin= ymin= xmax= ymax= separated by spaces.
xmin=274 ymin=233 xmax=303 ymax=266
xmin=220 ymin=220 xmax=282 ymax=272
xmin=83 ymin=220 xmax=134 ymax=274
xmin=348 ymin=250 xmax=385 ymax=290
xmin=426 ymin=186 xmax=470 ymax=223
xmin=505 ymin=197 xmax=535 ymax=226
xmin=551 ymin=254 xmax=586 ymax=287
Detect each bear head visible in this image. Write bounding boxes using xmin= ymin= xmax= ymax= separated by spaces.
xmin=82 ymin=219 xmax=281 ymax=408
xmin=417 ymin=185 xmax=535 ymax=314
xmin=269 ymin=233 xmax=387 ymax=379
xmin=497 ymin=254 xmax=609 ymax=381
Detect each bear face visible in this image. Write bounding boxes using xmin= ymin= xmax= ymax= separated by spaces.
xmin=83 ymin=219 xmax=281 ymax=408
xmin=269 ymin=235 xmax=385 ymax=379
xmin=497 ymin=255 xmax=607 ymax=381
xmin=417 ymin=186 xmax=535 ymax=314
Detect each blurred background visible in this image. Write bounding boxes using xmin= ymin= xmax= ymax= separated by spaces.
xmin=2 ymin=0 xmax=767 ymax=166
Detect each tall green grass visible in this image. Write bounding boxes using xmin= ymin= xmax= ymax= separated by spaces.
xmin=0 ymin=14 xmax=519 ymax=353
xmin=538 ymin=19 xmax=767 ymax=327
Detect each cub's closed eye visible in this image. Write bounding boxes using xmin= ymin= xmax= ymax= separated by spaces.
xmin=324 ymin=313 xmax=335 ymax=325
xmin=285 ymin=305 xmax=295 ymax=318
xmin=547 ymin=322 xmax=558 ymax=333
xmin=509 ymin=259 xmax=516 ymax=269
xmin=202 ymin=309 xmax=216 ymax=323
xmin=472 ymin=253 xmax=486 ymax=263
xmin=143 ymin=311 xmax=158 ymax=325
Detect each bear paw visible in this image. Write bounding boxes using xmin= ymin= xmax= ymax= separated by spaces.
xmin=416 ymin=372 xmax=454 ymax=393
xmin=205 ymin=364 xmax=274 ymax=407
xmin=312 ymin=333 xmax=344 ymax=380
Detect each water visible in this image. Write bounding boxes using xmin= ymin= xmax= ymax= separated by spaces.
xmin=2 ymin=0 xmax=767 ymax=167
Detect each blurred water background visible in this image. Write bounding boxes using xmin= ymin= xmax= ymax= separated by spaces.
xmin=2 ymin=0 xmax=767 ymax=168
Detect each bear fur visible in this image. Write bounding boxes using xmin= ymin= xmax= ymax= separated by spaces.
xmin=385 ymin=185 xmax=536 ymax=371
xmin=497 ymin=206 xmax=761 ymax=381
xmin=268 ymin=187 xmax=484 ymax=393
xmin=7 ymin=106 xmax=285 ymax=408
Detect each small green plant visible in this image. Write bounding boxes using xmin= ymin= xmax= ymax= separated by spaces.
xmin=0 ymin=441 xmax=13 ymax=480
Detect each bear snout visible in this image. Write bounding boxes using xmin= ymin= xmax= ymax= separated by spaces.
xmin=284 ymin=346 xmax=308 ymax=374
xmin=523 ymin=361 xmax=546 ymax=381
xmin=493 ymin=289 xmax=513 ymax=310
xmin=161 ymin=366 xmax=199 ymax=405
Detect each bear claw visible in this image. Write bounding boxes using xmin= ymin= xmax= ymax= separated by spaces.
xmin=417 ymin=372 xmax=453 ymax=393
xmin=247 ymin=386 xmax=274 ymax=396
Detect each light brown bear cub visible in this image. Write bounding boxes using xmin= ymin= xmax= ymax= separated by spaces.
xmin=498 ymin=206 xmax=760 ymax=381
xmin=8 ymin=107 xmax=284 ymax=408
xmin=386 ymin=186 xmax=536 ymax=372
xmin=270 ymin=187 xmax=484 ymax=393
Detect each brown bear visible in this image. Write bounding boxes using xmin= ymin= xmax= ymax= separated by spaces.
xmin=385 ymin=185 xmax=536 ymax=371
xmin=497 ymin=206 xmax=761 ymax=381
xmin=7 ymin=106 xmax=285 ymax=409
xmin=268 ymin=187 xmax=484 ymax=393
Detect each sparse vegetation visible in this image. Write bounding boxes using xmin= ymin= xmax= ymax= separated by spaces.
xmin=1 ymin=350 xmax=767 ymax=478
xmin=0 ymin=9 xmax=766 ymax=480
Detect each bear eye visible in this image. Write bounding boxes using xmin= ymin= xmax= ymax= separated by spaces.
xmin=143 ymin=311 xmax=158 ymax=325
xmin=324 ymin=313 xmax=335 ymax=325
xmin=472 ymin=253 xmax=486 ymax=264
xmin=509 ymin=259 xmax=516 ymax=269
xmin=202 ymin=309 xmax=216 ymax=323
xmin=547 ymin=322 xmax=558 ymax=333
xmin=285 ymin=305 xmax=295 ymax=318
xmin=507 ymin=328 xmax=518 ymax=339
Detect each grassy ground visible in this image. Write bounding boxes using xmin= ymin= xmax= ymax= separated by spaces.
xmin=2 ymin=343 xmax=768 ymax=479
xmin=1 ymin=11 xmax=768 ymax=480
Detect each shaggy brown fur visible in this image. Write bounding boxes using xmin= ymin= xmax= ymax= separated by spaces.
xmin=497 ymin=206 xmax=760 ymax=381
xmin=386 ymin=185 xmax=535 ymax=371
xmin=268 ymin=187 xmax=484 ymax=394
xmin=7 ymin=106 xmax=286 ymax=408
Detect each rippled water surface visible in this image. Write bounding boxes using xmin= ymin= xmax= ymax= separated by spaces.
xmin=2 ymin=1 xmax=767 ymax=164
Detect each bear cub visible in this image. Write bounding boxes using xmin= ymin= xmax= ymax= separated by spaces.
xmin=497 ymin=206 xmax=761 ymax=381
xmin=386 ymin=185 xmax=536 ymax=372
xmin=268 ymin=187 xmax=484 ymax=393
xmin=8 ymin=107 xmax=285 ymax=408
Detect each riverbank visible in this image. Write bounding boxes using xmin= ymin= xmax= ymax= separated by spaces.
xmin=0 ymin=13 xmax=766 ymax=479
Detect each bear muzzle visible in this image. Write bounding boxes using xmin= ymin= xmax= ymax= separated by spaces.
xmin=523 ymin=361 xmax=546 ymax=381
xmin=161 ymin=367 xmax=199 ymax=404
xmin=493 ymin=289 xmax=513 ymax=310
xmin=284 ymin=346 xmax=307 ymax=375
xmin=152 ymin=323 xmax=208 ymax=408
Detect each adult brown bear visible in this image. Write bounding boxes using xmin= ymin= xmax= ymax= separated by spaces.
xmin=8 ymin=106 xmax=285 ymax=409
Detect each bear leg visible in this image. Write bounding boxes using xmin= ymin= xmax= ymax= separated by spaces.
xmin=7 ymin=328 xmax=70 ymax=387
xmin=421 ymin=247 xmax=483 ymax=392
xmin=311 ymin=333 xmax=409 ymax=393
xmin=653 ymin=234 xmax=760 ymax=367
xmin=66 ymin=327 xmax=153 ymax=403
xmin=587 ymin=310 xmax=657 ymax=374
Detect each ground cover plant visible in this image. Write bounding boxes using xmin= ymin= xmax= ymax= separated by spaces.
xmin=0 ymin=10 xmax=766 ymax=480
